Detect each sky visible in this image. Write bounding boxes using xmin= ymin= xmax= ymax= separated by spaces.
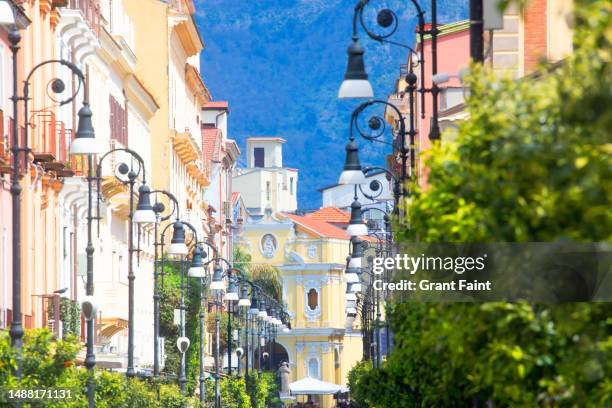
xmin=195 ymin=0 xmax=468 ymax=209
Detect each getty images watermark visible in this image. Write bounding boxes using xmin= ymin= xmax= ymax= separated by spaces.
xmin=371 ymin=253 xmax=492 ymax=292
xmin=365 ymin=243 xmax=611 ymax=302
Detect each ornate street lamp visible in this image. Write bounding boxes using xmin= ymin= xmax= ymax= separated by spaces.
xmin=238 ymin=285 xmax=251 ymax=308
xmin=188 ymin=245 xmax=206 ymax=278
xmin=247 ymin=290 xmax=259 ymax=376
xmin=338 ymin=137 xmax=367 ymax=185
xmin=132 ymin=185 xmax=156 ymax=224
xmin=70 ymin=103 xmax=100 ymax=155
xmin=2 ymin=11 xmax=98 ymax=405
xmin=225 ymin=274 xmax=238 ymax=376
xmin=339 ymin=0 xmax=441 ymax=141
xmin=210 ymin=258 xmax=230 ymax=408
xmin=237 ymin=285 xmax=250 ymax=377
xmin=94 ymin=148 xmax=154 ymax=379
xmin=225 ymin=276 xmax=239 ymax=301
xmin=347 ymin=198 xmax=368 ymax=237
xmin=168 ymin=221 xmax=189 ymax=256
xmin=338 ymin=36 xmax=373 ymax=99
xmin=149 ymin=190 xmax=182 ymax=380
xmin=210 ymin=261 xmax=226 ymax=291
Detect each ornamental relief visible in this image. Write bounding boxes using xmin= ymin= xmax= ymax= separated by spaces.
xmin=303 ymin=279 xmax=322 ymax=322
xmin=259 ymin=233 xmax=278 ymax=258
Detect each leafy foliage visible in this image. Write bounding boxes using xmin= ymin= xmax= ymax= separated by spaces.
xmin=234 ymin=246 xmax=283 ymax=303
xmin=350 ymin=1 xmax=612 ymax=406
xmin=159 ymin=259 xmax=204 ymax=394
xmin=347 ymin=360 xmax=373 ymax=407
xmin=0 ymin=329 xmax=80 ymax=389
xmin=46 ymin=297 xmax=81 ymax=339
xmin=246 ymin=372 xmax=281 ymax=408
xmin=402 ymin=2 xmax=611 ymax=243
xmin=0 ymin=329 xmax=194 ymax=407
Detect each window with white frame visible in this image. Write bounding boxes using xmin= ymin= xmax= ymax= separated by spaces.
xmin=307 ymin=358 xmax=319 ymax=379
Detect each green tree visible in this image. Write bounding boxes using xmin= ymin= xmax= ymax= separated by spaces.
xmin=159 ymin=259 xmax=204 ymax=395
xmin=0 ymin=329 xmax=193 ymax=407
xmin=350 ymin=0 xmax=612 ymax=406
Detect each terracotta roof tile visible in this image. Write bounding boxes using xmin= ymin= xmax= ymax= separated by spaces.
xmin=202 ymin=127 xmax=222 ymax=162
xmin=306 ymin=207 xmax=350 ymax=223
xmin=203 ymin=101 xmax=229 ymax=110
xmin=286 ymin=213 xmax=349 ymax=239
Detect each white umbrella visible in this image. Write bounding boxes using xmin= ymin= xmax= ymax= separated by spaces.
xmin=289 ymin=377 xmax=342 ymax=395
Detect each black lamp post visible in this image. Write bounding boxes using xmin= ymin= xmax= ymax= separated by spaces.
xmin=191 ymin=239 xmax=217 ymax=404
xmin=4 ymin=11 xmax=98 ymax=388
xmin=189 ymin=237 xmax=218 ymax=404
xmin=247 ymin=290 xmax=260 ymax=377
xmin=94 ymin=148 xmax=155 ymax=378
xmin=178 ymin=220 xmax=210 ymax=395
xmin=257 ymin=297 xmax=266 ymax=379
xmin=210 ymin=258 xmax=226 ymax=408
xmin=339 ymin=98 xmax=416 ymax=191
xmin=237 ymin=284 xmax=251 ymax=377
xmin=150 ymin=190 xmax=180 ymax=377
xmin=160 ymin=218 xmax=217 ymax=400
xmin=340 ymin=0 xmax=440 ymax=141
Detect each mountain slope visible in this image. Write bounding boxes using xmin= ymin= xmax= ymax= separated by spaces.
xmin=195 ymin=0 xmax=468 ymax=209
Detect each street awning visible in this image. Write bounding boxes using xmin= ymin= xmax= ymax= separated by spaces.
xmin=289 ymin=377 xmax=342 ymax=395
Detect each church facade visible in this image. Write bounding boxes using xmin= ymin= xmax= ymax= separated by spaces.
xmin=237 ymin=209 xmax=362 ymax=407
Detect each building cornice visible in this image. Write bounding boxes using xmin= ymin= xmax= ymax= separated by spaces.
xmin=169 ymin=13 xmax=203 ymax=57
xmin=97 ymin=27 xmax=136 ymax=76
xmin=123 ymin=75 xmax=159 ymax=121
xmin=185 ymin=63 xmax=211 ymax=105
xmin=278 ymin=327 xmax=347 ymax=337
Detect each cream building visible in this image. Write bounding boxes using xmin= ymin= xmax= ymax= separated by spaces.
xmin=125 ymin=0 xmax=212 ymax=370
xmin=233 ymin=137 xmax=298 ymax=215
xmin=237 ymin=209 xmax=362 ymax=407
xmin=55 ymin=0 xmax=159 ymax=368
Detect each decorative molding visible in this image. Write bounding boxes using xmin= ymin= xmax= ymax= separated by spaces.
xmin=279 ymin=263 xmax=345 ymax=272
xmin=283 ymin=273 xmax=342 ymax=283
xmin=303 ymin=279 xmax=321 ymax=322
xmin=307 ymin=244 xmax=318 ymax=259
xmin=259 ymin=233 xmax=278 ymax=258
xmin=279 ymin=327 xmax=346 ymax=337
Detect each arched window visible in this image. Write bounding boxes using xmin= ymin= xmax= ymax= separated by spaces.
xmin=308 ymin=358 xmax=319 ymax=378
xmin=307 ymin=288 xmax=318 ymax=311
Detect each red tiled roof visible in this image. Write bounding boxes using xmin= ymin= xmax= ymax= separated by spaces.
xmin=285 ymin=214 xmax=379 ymax=243
xmin=285 ymin=213 xmax=349 ymax=240
xmin=306 ymin=207 xmax=350 ymax=223
xmin=202 ymin=127 xmax=222 ymax=162
xmin=203 ymin=101 xmax=229 ymax=110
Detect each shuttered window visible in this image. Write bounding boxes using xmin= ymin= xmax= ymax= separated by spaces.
xmin=109 ymin=95 xmax=128 ymax=146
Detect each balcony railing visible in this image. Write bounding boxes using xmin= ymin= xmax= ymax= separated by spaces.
xmin=30 ymin=110 xmax=88 ymax=177
xmin=67 ymin=0 xmax=102 ymax=35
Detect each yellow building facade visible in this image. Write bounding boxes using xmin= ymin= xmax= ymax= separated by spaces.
xmin=237 ymin=210 xmax=363 ymax=407
xmin=124 ymin=0 xmax=211 ymax=239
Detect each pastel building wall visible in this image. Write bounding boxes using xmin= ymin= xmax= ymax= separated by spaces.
xmin=233 ymin=137 xmax=298 ymax=215
xmin=237 ymin=211 xmax=362 ymax=408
